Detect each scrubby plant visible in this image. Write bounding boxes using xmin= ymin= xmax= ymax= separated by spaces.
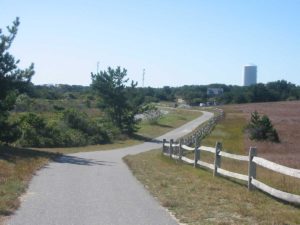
xmin=246 ymin=111 xmax=280 ymax=143
xmin=14 ymin=94 xmax=34 ymax=112
xmin=15 ymin=110 xmax=111 ymax=147
xmin=62 ymin=109 xmax=110 ymax=144
xmin=142 ymin=104 xmax=163 ymax=125
xmin=17 ymin=113 xmax=52 ymax=147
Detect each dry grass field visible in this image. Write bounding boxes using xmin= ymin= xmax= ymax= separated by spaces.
xmin=201 ymin=101 xmax=300 ymax=195
xmin=230 ymin=101 xmax=300 ymax=169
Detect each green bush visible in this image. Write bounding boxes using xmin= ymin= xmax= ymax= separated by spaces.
xmin=246 ymin=111 xmax=280 ymax=143
xmin=17 ymin=113 xmax=53 ymax=147
xmin=13 ymin=108 xmax=118 ymax=147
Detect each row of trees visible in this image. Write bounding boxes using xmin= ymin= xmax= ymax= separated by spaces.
xmin=27 ymin=80 xmax=300 ymax=106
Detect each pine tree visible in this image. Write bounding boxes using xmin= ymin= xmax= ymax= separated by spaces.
xmin=246 ymin=111 xmax=280 ymax=143
xmin=0 ymin=17 xmax=34 ymax=143
xmin=91 ymin=67 xmax=142 ymax=134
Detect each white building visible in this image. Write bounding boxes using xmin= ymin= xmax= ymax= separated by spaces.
xmin=244 ymin=64 xmax=257 ymax=86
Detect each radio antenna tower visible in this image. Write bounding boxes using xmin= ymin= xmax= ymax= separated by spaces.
xmin=97 ymin=61 xmax=100 ymax=73
xmin=142 ymin=69 xmax=145 ymax=87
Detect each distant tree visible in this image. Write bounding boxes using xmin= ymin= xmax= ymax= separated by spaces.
xmin=0 ymin=17 xmax=34 ymax=143
xmin=246 ymin=111 xmax=280 ymax=143
xmin=91 ymin=67 xmax=143 ymax=134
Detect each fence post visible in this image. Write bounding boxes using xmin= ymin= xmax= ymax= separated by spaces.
xmin=162 ymin=139 xmax=166 ymax=154
xmin=194 ymin=139 xmax=200 ymax=167
xmin=248 ymin=147 xmax=257 ymax=191
xmin=214 ymin=142 xmax=222 ymax=177
xmin=179 ymin=139 xmax=182 ymax=161
xmin=169 ymin=139 xmax=173 ymax=159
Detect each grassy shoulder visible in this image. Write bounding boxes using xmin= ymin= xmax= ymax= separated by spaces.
xmin=124 ymin=149 xmax=300 ymax=225
xmin=138 ymin=108 xmax=203 ymax=139
xmin=0 ymin=146 xmax=59 ymax=217
xmin=201 ymin=106 xmax=246 ymax=154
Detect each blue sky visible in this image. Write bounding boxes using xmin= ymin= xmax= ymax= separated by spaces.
xmin=1 ymin=0 xmax=300 ymax=87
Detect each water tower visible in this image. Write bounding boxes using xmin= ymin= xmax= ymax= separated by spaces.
xmin=244 ymin=64 xmax=257 ymax=86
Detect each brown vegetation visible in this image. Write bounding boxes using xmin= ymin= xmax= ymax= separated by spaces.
xmin=230 ymin=101 xmax=300 ymax=168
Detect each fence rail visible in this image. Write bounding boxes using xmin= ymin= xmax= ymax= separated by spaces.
xmin=162 ymin=139 xmax=300 ymax=205
xmin=253 ymin=157 xmax=300 ymax=179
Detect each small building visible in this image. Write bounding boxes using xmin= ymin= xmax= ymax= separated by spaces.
xmin=207 ymin=88 xmax=223 ymax=96
xmin=177 ymin=98 xmax=186 ymax=104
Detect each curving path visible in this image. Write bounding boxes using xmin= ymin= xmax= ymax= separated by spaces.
xmin=6 ymin=111 xmax=213 ymax=225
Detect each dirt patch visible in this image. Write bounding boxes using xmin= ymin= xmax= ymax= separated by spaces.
xmin=230 ymin=101 xmax=300 ymax=168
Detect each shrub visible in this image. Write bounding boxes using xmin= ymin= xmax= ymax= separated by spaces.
xmin=141 ymin=104 xmax=163 ymax=125
xmin=17 ymin=113 xmax=51 ymax=147
xmin=14 ymin=94 xmax=34 ymax=112
xmin=62 ymin=109 xmax=110 ymax=144
xmin=246 ymin=111 xmax=280 ymax=143
xmin=14 ymin=109 xmax=115 ymax=147
xmin=0 ymin=121 xmax=21 ymax=144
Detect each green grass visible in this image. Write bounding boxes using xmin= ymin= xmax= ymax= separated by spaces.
xmin=138 ymin=109 xmax=202 ymax=139
xmin=201 ymin=108 xmax=246 ymax=154
xmin=124 ymin=149 xmax=300 ymax=225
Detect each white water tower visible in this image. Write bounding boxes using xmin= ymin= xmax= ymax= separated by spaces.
xmin=244 ymin=64 xmax=257 ymax=86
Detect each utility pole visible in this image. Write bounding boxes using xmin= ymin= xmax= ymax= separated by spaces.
xmin=97 ymin=61 xmax=100 ymax=73
xmin=142 ymin=68 xmax=145 ymax=87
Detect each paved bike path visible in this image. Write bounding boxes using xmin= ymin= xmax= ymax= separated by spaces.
xmin=7 ymin=111 xmax=213 ymax=225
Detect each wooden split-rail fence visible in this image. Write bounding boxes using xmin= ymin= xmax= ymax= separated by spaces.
xmin=162 ymin=139 xmax=300 ymax=205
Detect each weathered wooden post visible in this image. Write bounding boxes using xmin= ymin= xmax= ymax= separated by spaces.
xmin=248 ymin=147 xmax=257 ymax=190
xmin=213 ymin=142 xmax=222 ymax=177
xmin=194 ymin=139 xmax=200 ymax=168
xmin=179 ymin=139 xmax=182 ymax=161
xmin=162 ymin=139 xmax=166 ymax=154
xmin=169 ymin=139 xmax=173 ymax=159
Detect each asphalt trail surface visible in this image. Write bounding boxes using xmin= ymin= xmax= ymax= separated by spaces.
xmin=7 ymin=111 xmax=213 ymax=225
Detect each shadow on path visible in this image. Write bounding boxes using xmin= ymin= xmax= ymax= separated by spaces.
xmin=54 ymin=155 xmax=116 ymax=166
